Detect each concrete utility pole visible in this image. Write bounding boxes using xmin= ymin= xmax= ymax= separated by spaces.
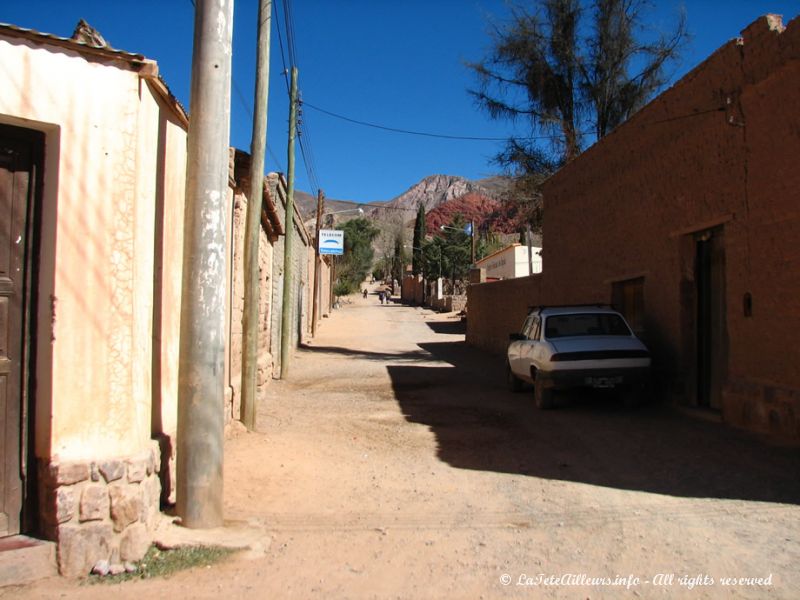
xmin=279 ymin=66 xmax=298 ymax=379
xmin=241 ymin=0 xmax=272 ymax=431
xmin=177 ymin=0 xmax=234 ymax=529
xmin=311 ymin=189 xmax=325 ymax=338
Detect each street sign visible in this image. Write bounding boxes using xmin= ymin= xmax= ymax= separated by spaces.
xmin=319 ymin=229 xmax=344 ymax=255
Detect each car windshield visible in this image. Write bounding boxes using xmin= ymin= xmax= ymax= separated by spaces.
xmin=544 ymin=313 xmax=631 ymax=338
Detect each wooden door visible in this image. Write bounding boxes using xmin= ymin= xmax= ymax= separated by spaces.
xmin=695 ymin=228 xmax=726 ymax=410
xmin=0 ymin=124 xmax=41 ymax=537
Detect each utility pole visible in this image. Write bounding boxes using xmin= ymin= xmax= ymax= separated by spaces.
xmin=177 ymin=0 xmax=233 ymax=529
xmin=470 ymin=219 xmax=476 ymax=264
xmin=311 ymin=189 xmax=324 ymax=337
xmin=279 ymin=66 xmax=298 ymax=379
xmin=526 ymin=225 xmax=533 ymax=277
xmin=241 ymin=0 xmax=272 ymax=432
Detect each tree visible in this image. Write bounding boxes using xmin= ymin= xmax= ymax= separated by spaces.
xmin=334 ymin=217 xmax=379 ymax=294
xmin=422 ymin=215 xmax=473 ymax=283
xmin=470 ymin=0 xmax=687 ymax=170
xmin=411 ymin=205 xmax=426 ymax=276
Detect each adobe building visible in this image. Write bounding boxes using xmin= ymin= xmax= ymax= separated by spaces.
xmin=0 ymin=20 xmax=317 ymax=579
xmin=468 ymin=15 xmax=800 ymax=442
xmin=0 ymin=21 xmax=189 ymax=575
xmin=475 ymin=243 xmax=542 ymax=280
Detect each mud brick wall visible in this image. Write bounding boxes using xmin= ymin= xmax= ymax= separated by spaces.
xmin=467 ymin=276 xmax=543 ymax=356
xmin=39 ymin=443 xmax=162 ymax=576
xmin=228 ymin=188 xmax=275 ymax=422
xmin=446 ymin=295 xmax=467 ymax=313
xmin=466 ymin=16 xmax=800 ymax=440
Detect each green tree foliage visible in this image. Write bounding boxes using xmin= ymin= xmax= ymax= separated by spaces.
xmin=391 ymin=235 xmax=406 ymax=284
xmin=470 ymin=0 xmax=687 ymax=225
xmin=334 ymin=217 xmax=379 ymax=294
xmin=411 ymin=205 xmax=426 ymax=276
xmin=421 ymin=215 xmax=473 ymax=282
xmin=471 ymin=0 xmax=686 ymax=167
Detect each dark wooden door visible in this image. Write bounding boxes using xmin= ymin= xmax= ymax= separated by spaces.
xmin=0 ymin=125 xmax=41 ymax=537
xmin=695 ymin=229 xmax=726 ymax=410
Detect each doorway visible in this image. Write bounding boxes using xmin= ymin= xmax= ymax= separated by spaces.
xmin=0 ymin=123 xmax=43 ymax=537
xmin=694 ymin=228 xmax=726 ymax=409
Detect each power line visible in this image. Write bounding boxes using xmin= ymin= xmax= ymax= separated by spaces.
xmin=302 ymin=99 xmax=727 ymax=142
xmin=315 ymin=198 xmax=417 ymax=212
xmin=187 ymin=0 xmax=285 ymax=173
xmin=300 ymin=101 xmax=555 ymax=141
xmin=231 ymin=78 xmax=286 ymax=173
xmin=274 ymin=0 xmax=324 ymax=194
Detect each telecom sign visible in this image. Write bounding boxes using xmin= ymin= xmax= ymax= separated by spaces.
xmin=318 ymin=229 xmax=344 ymax=255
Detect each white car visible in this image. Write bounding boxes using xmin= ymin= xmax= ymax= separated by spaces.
xmin=506 ymin=305 xmax=651 ymax=408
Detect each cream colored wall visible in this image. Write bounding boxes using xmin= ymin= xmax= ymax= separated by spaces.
xmin=152 ymin=90 xmax=187 ymax=446
xmin=0 ymin=36 xmax=180 ymax=461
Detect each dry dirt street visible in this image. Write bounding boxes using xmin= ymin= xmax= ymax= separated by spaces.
xmin=7 ymin=288 xmax=800 ymax=599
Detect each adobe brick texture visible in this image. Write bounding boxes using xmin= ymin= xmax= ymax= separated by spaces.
xmin=467 ymin=15 xmax=800 ymax=441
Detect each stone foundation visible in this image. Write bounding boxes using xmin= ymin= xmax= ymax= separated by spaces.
xmin=429 ymin=294 xmax=467 ymax=313
xmin=39 ymin=441 xmax=162 ymax=576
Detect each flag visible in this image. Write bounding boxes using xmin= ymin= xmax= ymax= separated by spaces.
xmin=464 ymin=222 xmax=473 ymax=236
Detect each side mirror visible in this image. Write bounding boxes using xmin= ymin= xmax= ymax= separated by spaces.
xmin=509 ymin=332 xmax=526 ymax=341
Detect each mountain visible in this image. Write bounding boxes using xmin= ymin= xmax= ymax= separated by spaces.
xmin=294 ymin=190 xmax=358 ymax=223
xmin=295 ymin=174 xmax=515 ymax=247
xmin=366 ymin=174 xmax=510 ymax=220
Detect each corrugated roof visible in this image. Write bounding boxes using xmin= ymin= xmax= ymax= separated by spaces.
xmin=0 ymin=21 xmax=189 ymax=127
xmin=0 ymin=21 xmax=148 ymax=64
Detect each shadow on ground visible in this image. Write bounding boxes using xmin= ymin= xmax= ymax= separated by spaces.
xmin=387 ymin=338 xmax=800 ymax=505
xmin=425 ymin=319 xmax=466 ymax=336
xmin=300 ymin=344 xmax=429 ymax=363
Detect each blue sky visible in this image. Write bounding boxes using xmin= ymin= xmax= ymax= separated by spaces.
xmin=3 ymin=1 xmax=798 ymax=202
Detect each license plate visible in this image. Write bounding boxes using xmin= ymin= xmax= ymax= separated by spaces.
xmin=586 ymin=376 xmax=622 ymax=389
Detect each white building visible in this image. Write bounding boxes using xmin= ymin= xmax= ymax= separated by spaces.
xmin=476 ymin=243 xmax=542 ymax=280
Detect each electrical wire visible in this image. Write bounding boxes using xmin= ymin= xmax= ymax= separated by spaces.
xmin=274 ymin=0 xmax=324 ymax=194
xmin=300 ymin=101 xmax=577 ymax=141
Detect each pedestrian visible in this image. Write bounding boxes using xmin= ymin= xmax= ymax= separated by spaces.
xmin=378 ymin=290 xmax=384 ymax=304
xmin=362 ymin=288 xmax=368 ymax=299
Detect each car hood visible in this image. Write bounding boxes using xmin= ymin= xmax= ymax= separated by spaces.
xmin=549 ymin=335 xmax=648 ymax=353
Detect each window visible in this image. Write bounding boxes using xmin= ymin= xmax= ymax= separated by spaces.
xmin=544 ymin=313 xmax=631 ymax=338
xmin=529 ymin=316 xmax=541 ymax=340
xmin=520 ymin=315 xmax=534 ymax=338
xmin=521 ymin=315 xmax=541 ymax=339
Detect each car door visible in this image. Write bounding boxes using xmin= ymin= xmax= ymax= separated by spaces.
xmin=508 ymin=315 xmax=533 ymax=376
xmin=518 ymin=315 xmax=541 ymax=380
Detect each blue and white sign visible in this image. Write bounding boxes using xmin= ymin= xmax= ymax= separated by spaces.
xmin=319 ymin=229 xmax=344 ymax=255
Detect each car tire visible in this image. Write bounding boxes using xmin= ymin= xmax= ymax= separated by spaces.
xmin=507 ymin=364 xmax=523 ymax=393
xmin=534 ymin=384 xmax=554 ymax=409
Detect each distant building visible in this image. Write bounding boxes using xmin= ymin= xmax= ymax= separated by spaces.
xmin=476 ymin=244 xmax=542 ymax=280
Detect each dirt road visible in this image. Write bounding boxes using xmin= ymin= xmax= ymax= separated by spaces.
xmin=8 ymin=289 xmax=800 ymax=598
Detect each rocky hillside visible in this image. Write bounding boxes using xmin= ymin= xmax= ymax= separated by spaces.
xmin=366 ymin=174 xmax=509 ymax=220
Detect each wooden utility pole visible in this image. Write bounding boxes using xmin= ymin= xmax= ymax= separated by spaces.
xmin=470 ymin=219 xmax=476 ymax=264
xmin=311 ymin=189 xmax=325 ymax=337
xmin=177 ymin=0 xmax=233 ymax=529
xmin=526 ymin=225 xmax=533 ymax=277
xmin=279 ymin=66 xmax=298 ymax=379
xmin=241 ymin=0 xmax=272 ymax=431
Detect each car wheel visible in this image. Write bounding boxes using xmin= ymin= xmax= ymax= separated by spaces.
xmin=534 ymin=383 xmax=554 ymax=409
xmin=507 ymin=364 xmax=523 ymax=392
